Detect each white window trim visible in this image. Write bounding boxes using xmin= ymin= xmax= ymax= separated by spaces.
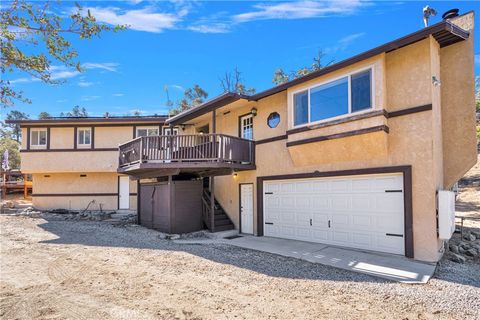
xmin=136 ymin=126 xmax=160 ymax=137
xmin=162 ymin=126 xmax=179 ymax=135
xmin=240 ymin=114 xmax=254 ymax=140
xmin=30 ymin=129 xmax=47 ymax=149
xmin=77 ymin=127 xmax=92 ymax=148
xmin=289 ymin=65 xmax=375 ymax=129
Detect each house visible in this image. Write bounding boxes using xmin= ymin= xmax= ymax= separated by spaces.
xmin=7 ymin=116 xmax=167 ymax=212
xmin=9 ymin=11 xmax=476 ymax=262
xmin=117 ymin=11 xmax=476 ymax=262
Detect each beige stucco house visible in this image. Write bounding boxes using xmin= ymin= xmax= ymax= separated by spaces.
xmin=10 ymin=116 xmax=167 ymax=212
xmin=9 ymin=12 xmax=476 ymax=262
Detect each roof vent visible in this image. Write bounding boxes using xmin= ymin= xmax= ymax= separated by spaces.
xmin=422 ymin=5 xmax=437 ymax=27
xmin=442 ymin=8 xmax=459 ymax=20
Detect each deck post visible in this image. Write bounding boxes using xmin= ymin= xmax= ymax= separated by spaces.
xmin=210 ymin=110 xmax=216 ymax=232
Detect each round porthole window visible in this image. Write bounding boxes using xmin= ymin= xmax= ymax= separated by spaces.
xmin=267 ymin=112 xmax=280 ymax=128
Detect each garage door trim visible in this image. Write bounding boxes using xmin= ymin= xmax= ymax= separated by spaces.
xmin=256 ymin=165 xmax=413 ymax=258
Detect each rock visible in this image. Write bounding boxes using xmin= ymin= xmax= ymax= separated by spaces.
xmin=166 ymin=234 xmax=180 ymax=240
xmin=459 ymin=242 xmax=470 ymax=250
xmin=449 ymin=244 xmax=459 ymax=254
xmin=471 ymin=230 xmax=480 ymax=238
xmin=448 ymin=253 xmax=466 ymax=263
xmin=465 ymin=248 xmax=478 ymax=257
xmin=458 ymin=247 xmax=466 ymax=254
xmin=463 ymin=233 xmax=476 ymax=242
xmin=5 ymin=201 xmax=15 ymax=208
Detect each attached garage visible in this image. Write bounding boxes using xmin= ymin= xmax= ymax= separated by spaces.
xmin=260 ymin=169 xmax=412 ymax=256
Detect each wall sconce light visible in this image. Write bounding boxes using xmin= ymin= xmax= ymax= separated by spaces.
xmin=233 ymin=173 xmax=238 ymax=178
xmin=432 ymin=76 xmax=441 ymax=87
xmin=181 ymin=125 xmax=186 ymax=131
xmin=251 ymin=107 xmax=258 ymax=116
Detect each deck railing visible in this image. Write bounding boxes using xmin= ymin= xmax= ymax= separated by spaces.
xmin=118 ymin=134 xmax=255 ymax=167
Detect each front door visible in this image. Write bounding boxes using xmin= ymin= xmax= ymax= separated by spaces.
xmin=119 ymin=176 xmax=130 ymax=209
xmin=240 ymin=114 xmax=253 ymax=140
xmin=240 ymin=184 xmax=254 ymax=234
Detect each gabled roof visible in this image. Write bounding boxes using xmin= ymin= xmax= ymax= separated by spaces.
xmin=166 ymin=18 xmax=469 ymax=126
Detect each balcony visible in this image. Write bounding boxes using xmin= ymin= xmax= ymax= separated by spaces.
xmin=118 ymin=134 xmax=255 ymax=178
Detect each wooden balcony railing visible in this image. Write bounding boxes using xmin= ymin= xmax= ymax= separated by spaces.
xmin=118 ymin=134 xmax=255 ymax=168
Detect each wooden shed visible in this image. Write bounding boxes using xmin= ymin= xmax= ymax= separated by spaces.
xmin=138 ymin=179 xmax=203 ymax=234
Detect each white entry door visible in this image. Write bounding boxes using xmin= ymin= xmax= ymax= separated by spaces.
xmin=119 ymin=176 xmax=130 ymax=209
xmin=240 ymin=184 xmax=254 ymax=234
xmin=263 ymin=173 xmax=405 ymax=255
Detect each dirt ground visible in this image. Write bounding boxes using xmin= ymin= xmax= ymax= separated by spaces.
xmin=1 ymin=158 xmax=479 ymax=320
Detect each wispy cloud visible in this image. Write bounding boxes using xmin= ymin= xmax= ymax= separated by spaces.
xmin=112 ymin=93 xmax=125 ymax=97
xmin=86 ymin=6 xmax=182 ymax=33
xmin=233 ymin=0 xmax=367 ymax=23
xmin=78 ymin=81 xmax=94 ymax=87
xmin=56 ymin=99 xmax=68 ymax=103
xmin=83 ymin=62 xmax=119 ymax=72
xmin=187 ymin=23 xmax=230 ymax=34
xmin=325 ymin=32 xmax=366 ymax=54
xmin=168 ymin=84 xmax=185 ymax=92
xmin=81 ymin=95 xmax=101 ymax=101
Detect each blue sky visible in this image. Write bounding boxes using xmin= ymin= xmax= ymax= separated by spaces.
xmin=2 ymin=0 xmax=479 ymax=118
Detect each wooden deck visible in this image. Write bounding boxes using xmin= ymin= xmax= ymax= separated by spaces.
xmin=118 ymin=134 xmax=255 ymax=178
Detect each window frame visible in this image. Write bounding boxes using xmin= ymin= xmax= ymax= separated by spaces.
xmin=76 ymin=127 xmax=92 ymax=148
xmin=290 ymin=65 xmax=375 ymax=129
xmin=136 ymin=126 xmax=160 ymax=138
xmin=239 ymin=113 xmax=254 ymax=140
xmin=30 ymin=128 xmax=48 ymax=149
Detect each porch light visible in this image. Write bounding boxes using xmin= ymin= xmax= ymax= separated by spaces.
xmin=233 ymin=173 xmax=238 ymax=178
xmin=251 ymin=107 xmax=257 ymax=116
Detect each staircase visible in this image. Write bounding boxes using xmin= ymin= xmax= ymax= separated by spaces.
xmin=202 ymin=189 xmax=235 ymax=232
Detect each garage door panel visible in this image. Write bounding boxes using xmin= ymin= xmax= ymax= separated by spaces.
xmin=264 ymin=173 xmax=405 ymax=255
xmin=331 ymin=196 xmax=350 ymax=211
xmin=375 ymin=193 xmax=403 ymax=212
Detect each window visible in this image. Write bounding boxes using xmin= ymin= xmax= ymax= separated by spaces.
xmin=267 ymin=112 xmax=280 ymax=128
xmin=162 ymin=127 xmax=179 ymax=135
xmin=293 ymin=68 xmax=372 ymax=126
xmin=240 ymin=114 xmax=253 ymax=140
xmin=77 ymin=128 xmax=91 ymax=147
xmin=31 ymin=129 xmax=47 ymax=147
xmin=136 ymin=127 xmax=159 ymax=137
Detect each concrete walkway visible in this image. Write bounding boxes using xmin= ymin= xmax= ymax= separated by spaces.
xmin=222 ymin=236 xmax=436 ymax=284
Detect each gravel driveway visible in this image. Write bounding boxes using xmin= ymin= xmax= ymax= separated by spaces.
xmin=1 ymin=214 xmax=479 ymax=320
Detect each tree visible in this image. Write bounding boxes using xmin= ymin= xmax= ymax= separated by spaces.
xmin=219 ymin=67 xmax=256 ymax=95
xmin=272 ymin=50 xmax=334 ymax=85
xmin=272 ymin=68 xmax=289 ymax=86
xmin=38 ymin=111 xmax=51 ymax=119
xmin=170 ymin=85 xmax=208 ymax=116
xmin=60 ymin=105 xmax=88 ymax=117
xmin=0 ymin=133 xmax=20 ymax=169
xmin=1 ymin=0 xmax=125 ymax=107
xmin=5 ymin=110 xmax=29 ymax=142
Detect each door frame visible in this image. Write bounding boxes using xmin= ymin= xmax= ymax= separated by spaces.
xmin=239 ymin=183 xmax=254 ymax=234
xmin=238 ymin=113 xmax=254 ymax=140
xmin=256 ymin=165 xmax=413 ymax=258
xmin=118 ymin=175 xmax=130 ymax=210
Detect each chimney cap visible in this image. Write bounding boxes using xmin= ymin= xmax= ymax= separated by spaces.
xmin=442 ymin=8 xmax=459 ymax=20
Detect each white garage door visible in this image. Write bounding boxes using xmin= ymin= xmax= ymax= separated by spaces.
xmin=263 ymin=173 xmax=405 ymax=255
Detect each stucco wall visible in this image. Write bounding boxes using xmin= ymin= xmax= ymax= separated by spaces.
xmin=95 ymin=127 xmax=134 ymax=148
xmin=32 ymin=172 xmax=137 ymax=211
xmin=22 ymin=151 xmax=119 ymax=173
xmin=195 ymin=37 xmax=456 ymax=262
xmin=50 ymin=128 xmax=75 ymax=149
xmin=440 ymin=13 xmax=477 ymax=188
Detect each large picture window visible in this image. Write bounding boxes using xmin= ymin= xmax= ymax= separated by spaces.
xmin=293 ymin=68 xmax=372 ymax=126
